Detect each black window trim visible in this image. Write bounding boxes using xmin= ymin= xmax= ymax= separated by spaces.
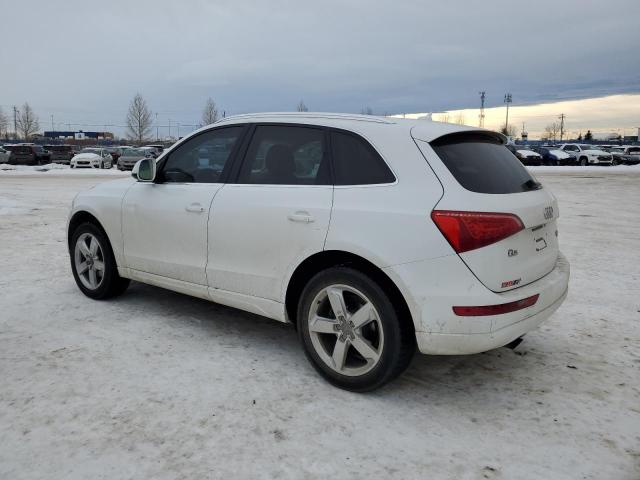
xmin=227 ymin=122 xmax=334 ymax=187
xmin=154 ymin=124 xmax=250 ymax=184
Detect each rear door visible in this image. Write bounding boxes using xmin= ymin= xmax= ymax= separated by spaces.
xmin=207 ymin=124 xmax=333 ymax=301
xmin=415 ymin=131 xmax=559 ymax=293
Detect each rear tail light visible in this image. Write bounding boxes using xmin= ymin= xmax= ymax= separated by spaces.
xmin=431 ymin=210 xmax=524 ymax=253
xmin=453 ymin=294 xmax=539 ymax=316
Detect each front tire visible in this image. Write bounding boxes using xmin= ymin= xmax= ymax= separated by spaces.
xmin=580 ymin=157 xmax=588 ymax=166
xmin=70 ymin=222 xmax=129 ymax=300
xmin=297 ymin=267 xmax=415 ymax=392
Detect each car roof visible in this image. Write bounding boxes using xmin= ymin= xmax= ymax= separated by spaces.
xmin=211 ymin=112 xmax=497 ymax=143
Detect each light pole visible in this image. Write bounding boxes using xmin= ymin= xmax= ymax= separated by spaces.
xmin=155 ymin=113 xmax=159 ymax=141
xmin=504 ymin=93 xmax=512 ymax=136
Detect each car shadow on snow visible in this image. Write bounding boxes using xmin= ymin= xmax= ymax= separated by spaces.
xmin=114 ymin=280 xmax=554 ymax=401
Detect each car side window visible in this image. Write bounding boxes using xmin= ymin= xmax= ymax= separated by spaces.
xmin=237 ymin=125 xmax=330 ymax=185
xmin=331 ymin=130 xmax=395 ymax=185
xmin=160 ymin=127 xmax=243 ymax=183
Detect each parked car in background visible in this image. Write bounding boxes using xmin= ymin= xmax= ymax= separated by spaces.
xmin=506 ymin=144 xmax=543 ymax=165
xmin=559 ymin=144 xmax=613 ymax=166
xmin=105 ymin=147 xmax=122 ymax=163
xmin=599 ymin=145 xmax=640 ymax=165
xmin=45 ymin=145 xmax=76 ymax=164
xmin=0 ymin=146 xmax=11 ymax=163
xmin=32 ymin=144 xmax=51 ymax=163
xmin=3 ymin=144 xmax=47 ymax=165
xmin=532 ymin=146 xmax=576 ymax=166
xmin=67 ymin=113 xmax=569 ymax=391
xmin=143 ymin=144 xmax=164 ymax=157
xmin=70 ymin=148 xmax=113 ymax=169
xmin=117 ymin=147 xmax=153 ymax=170
xmin=139 ymin=146 xmax=160 ymax=158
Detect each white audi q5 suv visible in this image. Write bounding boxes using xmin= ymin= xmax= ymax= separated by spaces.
xmin=68 ymin=113 xmax=570 ymax=391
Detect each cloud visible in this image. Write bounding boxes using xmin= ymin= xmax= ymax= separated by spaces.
xmin=1 ymin=0 xmax=638 ymax=136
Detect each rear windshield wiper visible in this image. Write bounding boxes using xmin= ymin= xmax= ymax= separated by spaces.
xmin=522 ymin=179 xmax=542 ymax=191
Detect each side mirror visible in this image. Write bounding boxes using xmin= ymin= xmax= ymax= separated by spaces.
xmin=132 ymin=158 xmax=156 ymax=182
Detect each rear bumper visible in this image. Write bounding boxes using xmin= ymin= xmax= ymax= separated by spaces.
xmin=415 ymin=286 xmax=567 ymax=354
xmin=384 ymin=252 xmax=570 ymax=355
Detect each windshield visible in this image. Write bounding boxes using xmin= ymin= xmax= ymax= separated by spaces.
xmin=81 ymin=148 xmax=100 ymax=154
xmin=123 ymin=148 xmax=145 ymax=156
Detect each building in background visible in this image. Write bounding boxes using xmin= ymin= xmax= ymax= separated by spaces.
xmin=43 ymin=130 xmax=114 ymax=140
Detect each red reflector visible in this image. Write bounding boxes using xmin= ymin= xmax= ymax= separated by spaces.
xmin=453 ymin=294 xmax=539 ymax=316
xmin=431 ymin=210 xmax=524 ymax=253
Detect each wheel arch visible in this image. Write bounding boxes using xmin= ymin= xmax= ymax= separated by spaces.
xmin=67 ymin=210 xmax=110 ymax=252
xmin=285 ymin=250 xmax=415 ymax=334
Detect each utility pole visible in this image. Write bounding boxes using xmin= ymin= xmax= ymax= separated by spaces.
xmin=479 ymin=91 xmax=486 ymax=128
xmin=51 ymin=114 xmax=54 ymax=133
xmin=504 ymin=93 xmax=512 ymax=136
xmin=13 ymin=106 xmax=18 ymax=140
xmin=168 ymin=118 xmax=171 ymax=139
xmin=155 ymin=113 xmax=159 ymax=141
xmin=558 ymin=113 xmax=566 ymax=141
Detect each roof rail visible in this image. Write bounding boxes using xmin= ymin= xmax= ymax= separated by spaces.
xmin=216 ymin=112 xmax=396 ymax=125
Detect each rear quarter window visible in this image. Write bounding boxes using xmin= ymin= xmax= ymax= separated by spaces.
xmin=430 ymin=132 xmax=540 ymax=194
xmin=331 ymin=131 xmax=395 ymax=185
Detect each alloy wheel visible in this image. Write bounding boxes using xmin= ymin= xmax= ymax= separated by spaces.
xmin=307 ymin=284 xmax=384 ymax=377
xmin=74 ymin=233 xmax=105 ymax=290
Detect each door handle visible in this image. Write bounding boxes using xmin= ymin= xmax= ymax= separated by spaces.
xmin=185 ymin=203 xmax=205 ymax=213
xmin=287 ymin=211 xmax=314 ymax=223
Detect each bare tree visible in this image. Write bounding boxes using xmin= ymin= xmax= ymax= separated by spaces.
xmin=296 ymin=100 xmax=308 ymax=112
xmin=454 ymin=113 xmax=466 ymax=125
xmin=500 ymin=123 xmax=517 ymax=138
xmin=542 ymin=122 xmax=561 ymax=142
xmin=439 ymin=113 xmax=450 ymax=123
xmin=360 ymin=106 xmax=373 ymax=115
xmin=16 ymin=103 xmax=40 ymax=140
xmin=126 ymin=93 xmax=153 ymax=144
xmin=0 ymin=107 xmax=8 ymax=138
xmin=201 ymin=97 xmax=219 ymax=125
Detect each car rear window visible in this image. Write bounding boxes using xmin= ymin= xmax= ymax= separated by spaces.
xmin=430 ymin=132 xmax=541 ymax=194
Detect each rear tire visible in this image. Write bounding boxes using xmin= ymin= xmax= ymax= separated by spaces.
xmin=70 ymin=222 xmax=129 ymax=300
xmin=297 ymin=267 xmax=415 ymax=392
xmin=580 ymin=157 xmax=588 ymax=166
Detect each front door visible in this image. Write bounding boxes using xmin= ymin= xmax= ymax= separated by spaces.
xmin=122 ymin=126 xmax=245 ymax=285
xmin=208 ymin=124 xmax=333 ymax=301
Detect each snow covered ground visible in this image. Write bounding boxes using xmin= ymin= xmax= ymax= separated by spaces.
xmin=0 ymin=163 xmax=128 ymax=176
xmin=0 ymin=170 xmax=639 ymax=479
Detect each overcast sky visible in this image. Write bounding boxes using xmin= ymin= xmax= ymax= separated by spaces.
xmin=1 ymin=0 xmax=639 ymax=137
